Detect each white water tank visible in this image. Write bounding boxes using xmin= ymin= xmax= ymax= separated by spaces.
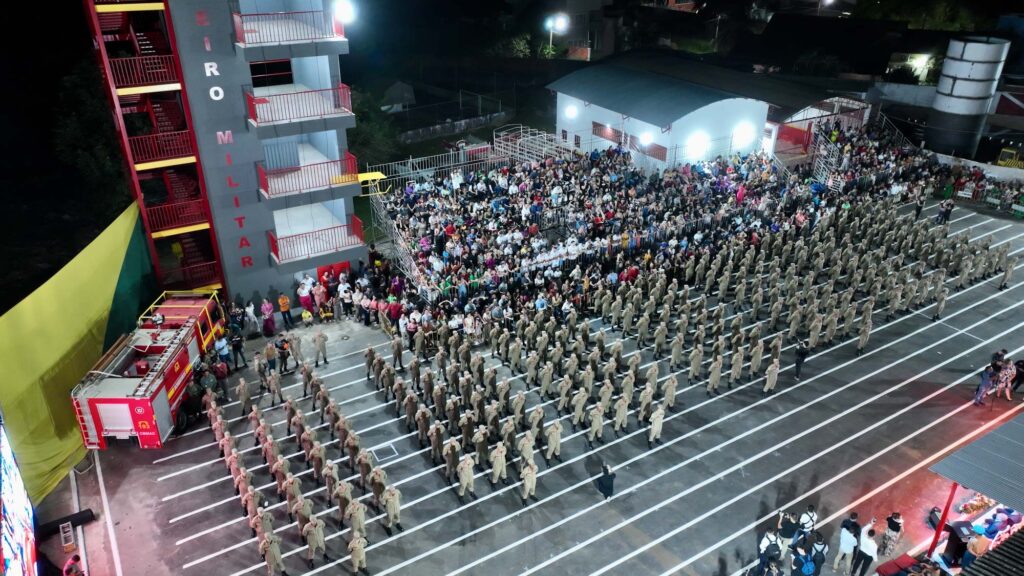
xmin=932 ymin=36 xmax=1010 ymax=117
xmin=926 ymin=36 xmax=1011 ymax=157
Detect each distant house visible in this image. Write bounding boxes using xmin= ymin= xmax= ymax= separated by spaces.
xmin=380 ymin=81 xmax=416 ymax=114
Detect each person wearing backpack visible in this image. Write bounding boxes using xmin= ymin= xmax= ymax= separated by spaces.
xmin=757 ymin=525 xmax=784 ymax=575
xmin=790 ymin=543 xmax=817 ymax=576
xmin=808 ymin=532 xmax=829 ymax=576
xmin=794 ymin=505 xmax=818 ymax=547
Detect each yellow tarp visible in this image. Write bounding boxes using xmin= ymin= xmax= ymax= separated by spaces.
xmin=0 ymin=205 xmax=140 ymax=503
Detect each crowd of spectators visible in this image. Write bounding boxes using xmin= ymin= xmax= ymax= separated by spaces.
xmin=354 ymin=120 xmax=955 ymax=349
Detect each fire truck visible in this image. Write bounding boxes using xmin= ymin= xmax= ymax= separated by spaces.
xmin=71 ymin=291 xmax=224 ymax=450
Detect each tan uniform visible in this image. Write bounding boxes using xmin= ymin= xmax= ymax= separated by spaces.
xmin=457 ymin=455 xmax=476 ymax=498
xmin=520 ymin=462 xmax=538 ymax=502
xmin=613 ymin=396 xmax=629 ymax=433
xmin=344 ymin=500 xmax=367 ymax=535
xmin=381 ymin=487 xmax=402 ymax=530
xmin=648 ymin=406 xmax=666 ymax=446
xmin=763 ymin=360 xmax=780 ymax=394
xmin=348 ymin=533 xmax=368 ymax=572
xmin=259 ymin=533 xmax=286 ymax=576
xmin=302 ymin=516 xmax=327 ymax=562
xmin=489 ymin=442 xmax=509 ymax=484
xmin=587 ymin=406 xmax=604 ymax=444
xmin=544 ymin=420 xmax=563 ymax=461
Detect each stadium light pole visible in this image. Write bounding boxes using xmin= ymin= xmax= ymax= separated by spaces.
xmin=817 ymin=0 xmax=834 ymax=16
xmin=545 ymin=13 xmax=569 ymax=48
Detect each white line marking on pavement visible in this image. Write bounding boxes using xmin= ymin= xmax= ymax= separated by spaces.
xmin=329 ymin=279 xmax=1024 ymax=576
xmin=456 ymin=317 xmax=1024 ymax=576
xmin=590 ymin=342 xmax=1024 ymax=576
xmin=94 ymin=451 xmax=124 ymax=576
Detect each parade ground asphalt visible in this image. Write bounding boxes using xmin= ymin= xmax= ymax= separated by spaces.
xmin=36 ymin=199 xmax=1024 ymax=576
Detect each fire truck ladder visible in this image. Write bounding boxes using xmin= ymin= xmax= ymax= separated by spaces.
xmin=71 ymin=388 xmax=101 ymax=450
xmin=132 ymin=318 xmax=195 ymax=399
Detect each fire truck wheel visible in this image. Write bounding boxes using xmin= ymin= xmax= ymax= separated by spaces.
xmin=174 ymin=410 xmax=188 ymax=435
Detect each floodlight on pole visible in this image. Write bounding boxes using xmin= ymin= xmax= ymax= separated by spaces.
xmin=545 ymin=12 xmax=570 ymax=48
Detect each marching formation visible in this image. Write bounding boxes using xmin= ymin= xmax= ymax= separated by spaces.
xmin=192 ymin=122 xmax=1017 ymax=576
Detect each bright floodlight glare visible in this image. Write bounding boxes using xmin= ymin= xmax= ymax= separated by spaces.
xmin=335 ymin=0 xmax=356 ymax=24
xmin=639 ymin=131 xmax=654 ymax=146
xmin=565 ymin=104 xmax=579 ymax=119
xmin=686 ymin=131 xmax=710 ymax=160
xmin=554 ymin=14 xmax=569 ymax=32
xmin=732 ymin=121 xmax=755 ymax=149
xmin=910 ymin=54 xmax=931 ymax=71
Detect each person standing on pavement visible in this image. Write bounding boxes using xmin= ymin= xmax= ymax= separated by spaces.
xmin=974 ymin=365 xmax=996 ymax=406
xmin=833 ymin=512 xmax=861 ymax=575
xmin=277 ymin=293 xmax=294 ymax=330
xmin=794 ymin=341 xmax=809 ymax=381
xmin=878 ymin=512 xmax=903 ymax=556
xmin=596 ymin=463 xmax=616 ymax=501
xmin=230 ymin=330 xmax=248 ymax=370
xmin=313 ymin=330 xmax=328 ymax=367
xmin=850 ymin=520 xmax=878 ymax=576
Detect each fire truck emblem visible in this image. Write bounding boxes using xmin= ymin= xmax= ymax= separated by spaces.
xmin=138 ymin=421 xmax=151 ymax=430
xmin=134 ymin=406 xmax=145 ymax=414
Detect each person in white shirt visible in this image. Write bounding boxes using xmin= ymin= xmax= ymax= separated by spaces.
xmin=794 ymin=504 xmax=818 ymax=546
xmin=833 ymin=513 xmax=861 ymax=575
xmin=756 ymin=525 xmax=784 ymax=575
xmin=850 ymin=520 xmax=878 ymax=576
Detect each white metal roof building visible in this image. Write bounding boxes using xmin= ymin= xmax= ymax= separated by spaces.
xmin=547 ymin=52 xmax=870 ymax=168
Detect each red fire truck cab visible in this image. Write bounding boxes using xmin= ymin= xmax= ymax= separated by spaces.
xmin=72 ymin=291 xmax=224 ymax=449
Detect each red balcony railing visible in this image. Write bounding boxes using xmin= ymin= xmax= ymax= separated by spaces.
xmin=109 ymin=55 xmax=178 ymax=88
xmin=128 ymin=130 xmax=194 ymax=164
xmin=163 ymin=261 xmax=220 ymax=288
xmin=146 ymin=199 xmax=208 ymax=232
xmin=258 ymin=151 xmax=359 ymax=197
xmin=268 ymin=216 xmax=364 ymax=264
xmin=245 ymin=83 xmax=352 ymax=125
xmin=232 ymin=10 xmax=344 ymax=46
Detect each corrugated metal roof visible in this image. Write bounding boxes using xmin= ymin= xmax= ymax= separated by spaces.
xmin=546 ymin=63 xmax=739 ymax=128
xmin=961 ymin=528 xmax=1024 ymax=576
xmin=929 ymin=411 xmax=1024 ymax=513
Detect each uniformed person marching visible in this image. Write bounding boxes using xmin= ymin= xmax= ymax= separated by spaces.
xmin=381 ymin=485 xmax=403 ymax=536
xmin=391 ymin=336 xmax=405 ymax=370
xmin=344 ymin=500 xmax=368 ymax=542
xmin=763 ymin=358 xmax=780 ymax=395
xmin=586 ymin=405 xmax=605 ymax=448
xmin=332 ymin=479 xmax=354 ymax=527
xmin=456 ymin=453 xmax=477 ymax=503
xmin=258 ymin=532 xmax=286 ymax=576
xmin=612 ymin=395 xmax=630 ymax=435
xmin=313 ymin=330 xmax=329 ymax=367
xmin=301 ymin=513 xmax=328 ymax=568
xmin=543 ymin=419 xmax=563 ymax=464
xmin=706 ymin=355 xmax=724 ymax=397
xmin=235 ymin=377 xmax=252 ymax=416
xmin=648 ymin=404 xmax=666 ymax=448
xmin=520 ymin=461 xmax=539 ymax=506
xmin=857 ymin=318 xmax=872 ymax=356
xmin=489 ymin=441 xmax=510 ymax=486
xmin=443 ymin=437 xmax=461 ymax=485
xmin=347 ymin=529 xmax=370 ymax=575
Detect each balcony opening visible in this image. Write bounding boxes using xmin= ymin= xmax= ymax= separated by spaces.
xmin=140 ymin=167 xmax=208 ymax=233
xmin=232 ymin=1 xmax=345 ymax=46
xmin=122 ymin=95 xmax=194 ymax=165
xmin=245 ymin=57 xmax=352 ymax=125
xmin=258 ymin=132 xmax=357 ymax=197
xmin=268 ymin=201 xmax=364 ymax=264
xmin=101 ymin=11 xmax=179 ymax=90
xmin=155 ymin=231 xmax=219 ymax=289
